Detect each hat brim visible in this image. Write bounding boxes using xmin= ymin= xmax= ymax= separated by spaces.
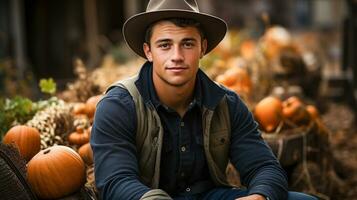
xmin=123 ymin=10 xmax=227 ymax=59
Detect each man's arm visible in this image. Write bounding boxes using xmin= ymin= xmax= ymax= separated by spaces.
xmin=90 ymin=87 xmax=151 ymax=199
xmin=226 ymin=91 xmax=288 ymax=200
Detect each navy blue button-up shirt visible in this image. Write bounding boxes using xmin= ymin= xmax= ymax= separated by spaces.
xmin=91 ymin=61 xmax=288 ymax=200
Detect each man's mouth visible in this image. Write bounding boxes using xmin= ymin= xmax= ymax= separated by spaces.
xmin=166 ymin=66 xmax=188 ymax=72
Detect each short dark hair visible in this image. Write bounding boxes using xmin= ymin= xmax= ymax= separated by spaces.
xmin=144 ymin=18 xmax=205 ymax=45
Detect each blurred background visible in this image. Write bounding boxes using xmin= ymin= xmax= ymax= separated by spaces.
xmin=0 ymin=1 xmax=357 ymax=199
xmin=0 ymin=0 xmax=354 ymax=98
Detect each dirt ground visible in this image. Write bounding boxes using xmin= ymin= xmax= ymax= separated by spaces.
xmin=321 ymin=102 xmax=357 ymax=199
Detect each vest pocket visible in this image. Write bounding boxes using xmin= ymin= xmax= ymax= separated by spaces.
xmin=210 ymin=130 xmax=229 ymax=147
xmin=209 ymin=130 xmax=229 ymax=172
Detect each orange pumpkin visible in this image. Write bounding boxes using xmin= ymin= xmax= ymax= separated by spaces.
xmin=306 ymin=105 xmax=319 ymax=120
xmin=254 ymin=96 xmax=283 ymax=133
xmin=78 ymin=143 xmax=93 ymax=165
xmin=2 ymin=125 xmax=41 ymax=161
xmin=216 ymin=67 xmax=252 ymax=96
xmin=282 ymin=96 xmax=301 ymax=118
xmin=73 ymin=103 xmax=87 ymax=115
xmin=240 ymin=39 xmax=256 ymax=60
xmin=282 ymin=96 xmax=310 ymax=125
xmin=85 ymin=95 xmax=102 ymax=118
xmin=27 ymin=145 xmax=86 ymax=199
xmin=216 ymin=74 xmax=231 ymax=86
xmin=68 ymin=127 xmax=90 ymax=145
xmin=306 ymin=105 xmax=328 ymax=135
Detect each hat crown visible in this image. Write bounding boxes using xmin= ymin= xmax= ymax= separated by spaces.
xmin=147 ymin=0 xmax=199 ymax=13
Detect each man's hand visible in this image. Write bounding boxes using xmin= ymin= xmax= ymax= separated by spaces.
xmin=235 ymin=194 xmax=266 ymax=200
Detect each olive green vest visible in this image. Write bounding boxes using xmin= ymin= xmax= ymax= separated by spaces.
xmin=107 ymin=75 xmax=234 ymax=199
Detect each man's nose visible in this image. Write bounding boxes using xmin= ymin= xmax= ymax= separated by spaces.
xmin=171 ymin=45 xmax=184 ymax=62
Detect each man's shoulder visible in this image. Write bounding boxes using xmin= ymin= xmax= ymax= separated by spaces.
xmin=217 ymin=85 xmax=250 ymax=117
xmin=95 ymin=85 xmax=136 ymax=120
xmin=103 ymin=85 xmax=133 ymax=102
xmin=218 ymin=84 xmax=242 ymax=104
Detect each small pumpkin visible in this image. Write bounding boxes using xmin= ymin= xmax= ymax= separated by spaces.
xmin=254 ymin=96 xmax=283 ymax=133
xmin=85 ymin=95 xmax=102 ymax=118
xmin=282 ymin=96 xmax=301 ymax=118
xmin=216 ymin=67 xmax=252 ymax=96
xmin=78 ymin=143 xmax=93 ymax=165
xmin=240 ymin=39 xmax=256 ymax=60
xmin=215 ymin=74 xmax=232 ymax=86
xmin=68 ymin=127 xmax=90 ymax=146
xmin=306 ymin=105 xmax=328 ymax=136
xmin=282 ymin=96 xmax=310 ymax=125
xmin=216 ymin=72 xmax=236 ymax=87
xmin=27 ymin=145 xmax=86 ymax=199
xmin=306 ymin=105 xmax=319 ymax=120
xmin=73 ymin=103 xmax=87 ymax=116
xmin=2 ymin=125 xmax=41 ymax=161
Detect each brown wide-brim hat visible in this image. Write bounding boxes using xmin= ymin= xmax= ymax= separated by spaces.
xmin=123 ymin=0 xmax=227 ymax=59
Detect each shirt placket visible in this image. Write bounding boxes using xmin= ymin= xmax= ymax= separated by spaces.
xmin=178 ymin=110 xmax=195 ymax=193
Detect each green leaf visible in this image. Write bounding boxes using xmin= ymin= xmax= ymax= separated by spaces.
xmin=39 ymin=78 xmax=56 ymax=95
xmin=0 ymin=96 xmax=37 ymax=139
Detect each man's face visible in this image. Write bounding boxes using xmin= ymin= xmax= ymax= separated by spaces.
xmin=143 ymin=20 xmax=207 ymax=88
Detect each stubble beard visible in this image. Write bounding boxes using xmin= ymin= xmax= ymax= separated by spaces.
xmin=156 ymin=72 xmax=191 ymax=88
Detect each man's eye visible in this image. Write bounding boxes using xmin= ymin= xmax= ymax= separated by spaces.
xmin=159 ymin=43 xmax=170 ymax=49
xmin=183 ymin=42 xmax=194 ymax=48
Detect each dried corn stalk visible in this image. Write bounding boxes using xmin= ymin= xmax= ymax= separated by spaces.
xmin=73 ymin=116 xmax=91 ymax=130
xmin=58 ymin=59 xmax=101 ymax=102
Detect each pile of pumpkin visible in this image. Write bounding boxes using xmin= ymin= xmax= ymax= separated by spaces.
xmin=1 ymin=95 xmax=102 ymax=199
xmin=253 ymin=96 xmax=327 ymax=135
xmin=215 ymin=62 xmax=252 ymax=101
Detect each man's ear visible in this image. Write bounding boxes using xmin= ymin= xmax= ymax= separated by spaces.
xmin=143 ymin=43 xmax=153 ymax=62
xmin=201 ymin=39 xmax=208 ymax=58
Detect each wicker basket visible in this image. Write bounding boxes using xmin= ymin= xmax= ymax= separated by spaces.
xmin=0 ymin=143 xmax=37 ymax=200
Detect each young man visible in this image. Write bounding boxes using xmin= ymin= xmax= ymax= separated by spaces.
xmin=91 ymin=0 xmax=318 ymax=199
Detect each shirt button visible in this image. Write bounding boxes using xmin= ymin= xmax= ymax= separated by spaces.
xmin=181 ymin=146 xmax=186 ymax=152
xmin=185 ymin=187 xmax=191 ymax=192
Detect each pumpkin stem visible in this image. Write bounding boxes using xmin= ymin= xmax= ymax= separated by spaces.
xmin=43 ymin=149 xmax=51 ymax=154
xmin=76 ymin=126 xmax=84 ymax=133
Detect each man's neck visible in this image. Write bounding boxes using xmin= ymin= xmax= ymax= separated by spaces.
xmin=153 ymin=77 xmax=195 ymax=117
